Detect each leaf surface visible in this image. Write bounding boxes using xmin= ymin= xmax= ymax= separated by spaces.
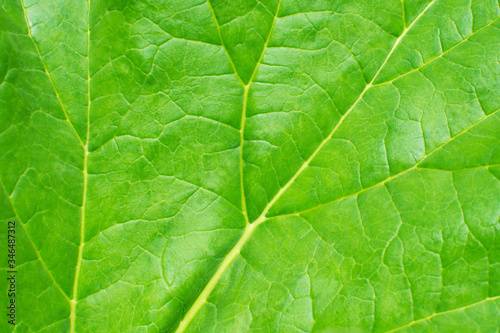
xmin=1 ymin=0 xmax=500 ymax=332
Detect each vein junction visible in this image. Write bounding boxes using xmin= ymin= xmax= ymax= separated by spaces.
xmin=172 ymin=1 xmax=476 ymax=331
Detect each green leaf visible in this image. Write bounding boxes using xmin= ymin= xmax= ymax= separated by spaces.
xmin=1 ymin=0 xmax=500 ymax=332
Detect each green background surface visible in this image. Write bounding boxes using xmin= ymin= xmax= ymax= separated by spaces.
xmin=1 ymin=0 xmax=500 ymax=332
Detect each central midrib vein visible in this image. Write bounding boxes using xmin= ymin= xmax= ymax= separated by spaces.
xmin=174 ymin=1 xmax=438 ymax=331
xmin=69 ymin=0 xmax=91 ymax=331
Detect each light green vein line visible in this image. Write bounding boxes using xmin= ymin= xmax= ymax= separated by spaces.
xmin=238 ymin=0 xmax=282 ymax=224
xmin=385 ymin=295 xmax=500 ymax=333
xmin=19 ymin=0 xmax=85 ymax=147
xmin=275 ymin=109 xmax=499 ymax=218
xmin=20 ymin=0 xmax=90 ymax=321
xmin=174 ymin=1 xmax=435 ymax=332
xmin=0 ymin=181 xmax=70 ymax=301
xmin=206 ymin=0 xmax=245 ymax=86
xmin=174 ymin=221 xmax=259 ymax=333
xmin=175 ymin=0 xmax=283 ymax=331
xmin=69 ymin=1 xmax=91 ymax=331
xmin=420 ymin=164 xmax=500 ymax=173
xmin=206 ymin=0 xmax=250 ymax=224
xmin=373 ymin=15 xmax=500 ymax=86
xmin=256 ymin=0 xmax=436 ymax=220
xmin=246 ymin=0 xmax=283 ymax=85
xmin=240 ymin=85 xmax=250 ymax=224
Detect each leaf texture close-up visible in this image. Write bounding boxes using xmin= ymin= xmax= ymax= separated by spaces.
xmin=1 ymin=0 xmax=500 ymax=332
